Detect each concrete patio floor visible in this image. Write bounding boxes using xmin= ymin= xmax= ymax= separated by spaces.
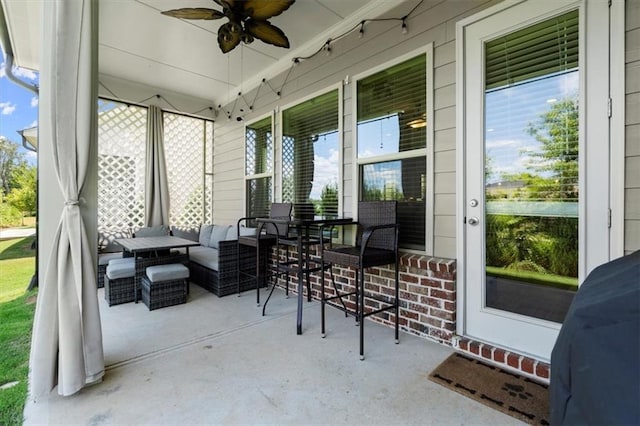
xmin=24 ymin=284 xmax=524 ymax=425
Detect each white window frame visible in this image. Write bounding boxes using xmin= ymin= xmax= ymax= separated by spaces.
xmin=243 ymin=111 xmax=275 ymax=215
xmin=351 ymin=45 xmax=434 ymax=255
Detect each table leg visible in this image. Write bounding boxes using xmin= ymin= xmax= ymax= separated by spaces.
xmin=134 ymin=252 xmax=139 ymax=303
xmin=256 ymin=223 xmax=265 ymax=307
xmin=296 ymin=226 xmax=303 ymax=335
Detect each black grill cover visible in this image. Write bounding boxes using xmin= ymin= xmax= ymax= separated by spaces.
xmin=550 ymin=250 xmax=640 ymax=425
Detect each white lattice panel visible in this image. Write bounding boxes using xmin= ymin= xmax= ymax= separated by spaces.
xmin=97 ymin=100 xmax=146 ymax=234
xmin=164 ymin=112 xmax=211 ymax=228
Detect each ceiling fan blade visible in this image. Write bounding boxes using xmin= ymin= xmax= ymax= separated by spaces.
xmin=217 ymin=23 xmax=242 ymax=53
xmin=245 ymin=20 xmax=290 ymax=48
xmin=161 ymin=8 xmax=225 ymax=20
xmin=242 ymin=0 xmax=295 ymax=20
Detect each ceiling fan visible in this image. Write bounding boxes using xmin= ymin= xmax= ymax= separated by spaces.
xmin=161 ymin=0 xmax=295 ymax=54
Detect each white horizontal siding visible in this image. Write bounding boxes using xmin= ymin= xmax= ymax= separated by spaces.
xmin=626 ymin=0 xmax=640 ymax=254
xmin=213 ymin=0 xmax=504 ymax=260
xmin=212 ymin=124 xmax=244 ymax=226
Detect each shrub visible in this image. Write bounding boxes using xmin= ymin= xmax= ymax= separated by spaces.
xmin=0 ymin=202 xmax=23 ymax=228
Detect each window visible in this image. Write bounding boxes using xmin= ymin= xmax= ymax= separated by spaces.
xmin=356 ymin=53 xmax=429 ymax=251
xmin=484 ymin=10 xmax=580 ymax=286
xmin=281 ymin=89 xmax=340 ymax=215
xmin=164 ymin=112 xmax=214 ymax=227
xmin=245 ymin=115 xmax=273 ymax=217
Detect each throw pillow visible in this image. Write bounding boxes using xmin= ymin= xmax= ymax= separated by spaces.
xmin=199 ymin=224 xmax=214 ymax=246
xmin=208 ymin=225 xmax=231 ymax=249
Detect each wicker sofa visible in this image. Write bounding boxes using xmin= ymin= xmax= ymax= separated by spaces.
xmin=174 ymin=224 xmax=264 ymax=297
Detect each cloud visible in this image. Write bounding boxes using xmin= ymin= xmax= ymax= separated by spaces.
xmin=0 ymin=101 xmax=16 ymax=115
xmin=0 ymin=62 xmax=38 ymax=80
xmin=31 ymin=97 xmax=38 ymax=107
xmin=29 ymin=120 xmax=38 ymax=128
xmin=485 ymin=138 xmax=521 ymax=150
xmin=559 ymin=72 xmax=579 ymax=95
xmin=13 ymin=67 xmax=37 ymax=80
xmin=310 ymin=149 xmax=339 ymax=199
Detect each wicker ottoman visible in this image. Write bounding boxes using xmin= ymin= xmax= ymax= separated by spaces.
xmin=97 ymin=252 xmax=123 ymax=288
xmin=104 ymin=258 xmax=136 ymax=306
xmin=141 ymin=263 xmax=190 ymax=310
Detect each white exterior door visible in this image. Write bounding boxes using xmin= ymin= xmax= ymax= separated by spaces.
xmin=459 ymin=0 xmax=612 ymax=361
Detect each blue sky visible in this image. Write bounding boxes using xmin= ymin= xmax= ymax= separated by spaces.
xmin=0 ymin=50 xmax=39 ymax=165
xmin=485 ymin=71 xmax=579 ymax=184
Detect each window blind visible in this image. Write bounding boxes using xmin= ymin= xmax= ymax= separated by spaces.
xmin=356 ymin=53 xmax=427 ymax=251
xmin=282 ymin=89 xmax=339 ymax=215
xmin=485 ymin=10 xmax=579 ymax=91
xmin=245 ymin=116 xmax=273 ymax=217
xmin=357 ymin=55 xmax=426 ymax=157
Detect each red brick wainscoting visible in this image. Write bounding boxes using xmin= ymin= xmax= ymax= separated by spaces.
xmin=455 ymin=337 xmax=550 ymax=384
xmin=273 ymin=248 xmax=549 ymax=384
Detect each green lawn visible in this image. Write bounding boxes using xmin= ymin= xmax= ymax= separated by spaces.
xmin=0 ymin=236 xmax=36 ymax=426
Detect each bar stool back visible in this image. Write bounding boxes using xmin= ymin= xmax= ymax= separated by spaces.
xmin=236 ymin=202 xmax=293 ymax=306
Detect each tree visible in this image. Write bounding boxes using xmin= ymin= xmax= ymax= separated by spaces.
xmin=6 ymin=164 xmax=36 ymax=223
xmin=526 ymin=98 xmax=579 ymax=200
xmin=0 ymin=136 xmax=27 ymax=196
xmin=319 ymin=182 xmax=338 ymax=215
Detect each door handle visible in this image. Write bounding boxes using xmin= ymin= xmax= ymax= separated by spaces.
xmin=468 ymin=217 xmax=479 ymax=226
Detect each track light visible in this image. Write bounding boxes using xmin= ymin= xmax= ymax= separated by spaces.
xmin=359 ymin=21 xmax=365 ymax=38
xmin=401 ymin=18 xmax=408 ymax=34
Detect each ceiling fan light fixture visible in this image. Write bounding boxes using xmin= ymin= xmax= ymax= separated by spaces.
xmin=241 ymin=33 xmax=255 ymax=44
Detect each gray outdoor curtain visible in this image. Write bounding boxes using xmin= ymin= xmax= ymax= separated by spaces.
xmin=29 ymin=0 xmax=104 ymax=398
xmin=145 ymin=105 xmax=170 ymax=226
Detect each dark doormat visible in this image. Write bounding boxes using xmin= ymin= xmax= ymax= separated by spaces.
xmin=428 ymin=353 xmax=550 ymax=425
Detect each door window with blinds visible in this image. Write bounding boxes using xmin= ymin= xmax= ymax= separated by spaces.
xmin=281 ymin=89 xmax=339 ymax=215
xmin=483 ymin=9 xmax=580 ymax=317
xmin=245 ymin=115 xmax=273 ymax=218
xmin=356 ymin=53 xmax=428 ymax=251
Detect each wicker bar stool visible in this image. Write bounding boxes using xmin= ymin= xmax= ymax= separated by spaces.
xmin=237 ymin=202 xmax=292 ymax=306
xmin=262 ymin=202 xmax=327 ymax=316
xmin=320 ymin=200 xmax=400 ymax=360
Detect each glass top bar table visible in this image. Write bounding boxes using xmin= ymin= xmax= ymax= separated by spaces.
xmin=256 ymin=215 xmax=353 ymax=335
